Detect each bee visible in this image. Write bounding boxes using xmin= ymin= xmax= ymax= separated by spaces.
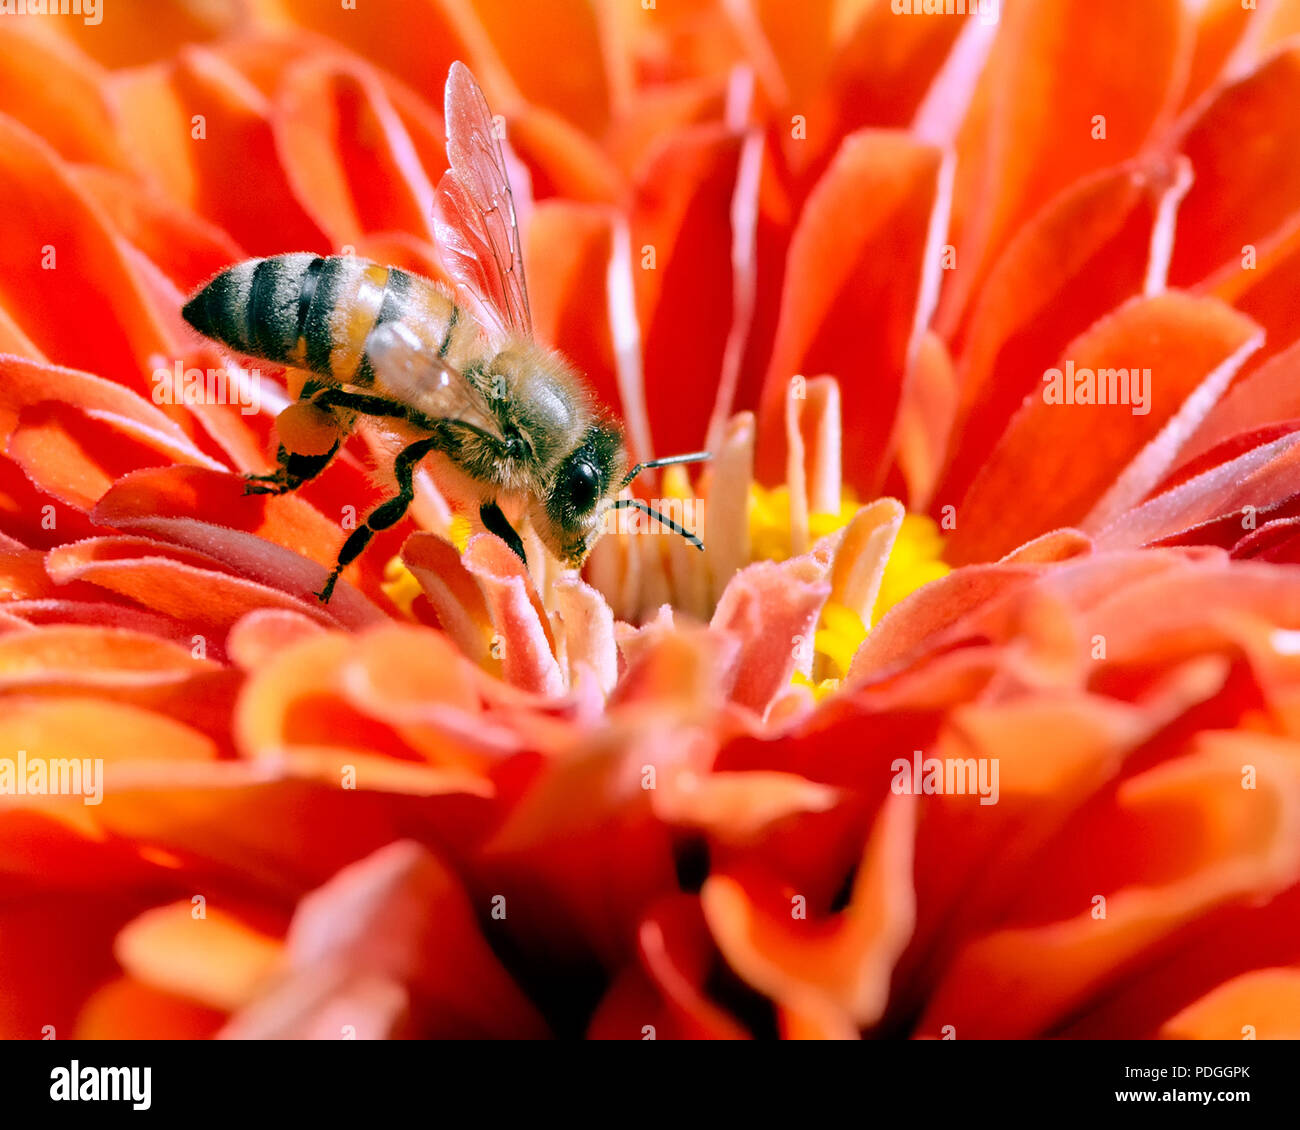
xmin=182 ymin=61 xmax=708 ymax=603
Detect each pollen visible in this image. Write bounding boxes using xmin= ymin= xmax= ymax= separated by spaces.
xmin=791 ymin=670 xmax=841 ymax=703
xmin=748 ymin=483 xmax=864 ymax=563
xmin=814 ymin=600 xmax=867 ymax=679
xmin=747 ymin=483 xmax=796 ymax=562
xmin=876 ymin=514 xmax=950 ymax=621
xmin=747 ymin=485 xmax=950 ymax=692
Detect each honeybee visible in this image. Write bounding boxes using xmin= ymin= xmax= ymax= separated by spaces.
xmin=183 ymin=61 xmax=708 ymax=603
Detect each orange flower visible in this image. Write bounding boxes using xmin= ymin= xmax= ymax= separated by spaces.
xmin=4 ymin=0 xmax=1300 ymax=1040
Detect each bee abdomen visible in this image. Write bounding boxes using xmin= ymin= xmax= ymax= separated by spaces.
xmin=183 ymin=254 xmax=441 ymax=384
xmin=182 ymin=253 xmax=314 ymax=367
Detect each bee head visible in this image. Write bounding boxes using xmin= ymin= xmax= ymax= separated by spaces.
xmin=529 ymin=423 xmax=625 ymax=567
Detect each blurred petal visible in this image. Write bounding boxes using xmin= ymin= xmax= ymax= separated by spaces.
xmin=702 ymin=793 xmax=916 ymax=1033
xmin=221 ymin=840 xmax=548 ymax=1038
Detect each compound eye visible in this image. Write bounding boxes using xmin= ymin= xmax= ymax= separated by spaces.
xmin=566 ymin=460 xmax=600 ymax=513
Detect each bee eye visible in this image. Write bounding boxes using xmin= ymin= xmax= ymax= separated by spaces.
xmin=565 ymin=460 xmax=600 ymax=513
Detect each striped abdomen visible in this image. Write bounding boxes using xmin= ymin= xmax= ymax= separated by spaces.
xmin=182 ymin=253 xmax=461 ymax=385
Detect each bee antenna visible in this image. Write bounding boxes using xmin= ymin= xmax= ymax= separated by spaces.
xmin=610 ymin=498 xmax=705 ymax=551
xmin=619 ymin=450 xmax=712 ymax=491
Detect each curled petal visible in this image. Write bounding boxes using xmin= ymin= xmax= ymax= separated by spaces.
xmin=937 ymin=159 xmax=1190 ymax=507
xmin=710 ymin=555 xmax=830 ymax=718
xmin=702 ymin=793 xmax=917 ymax=1034
xmin=461 ymin=534 xmax=564 ymax=696
xmin=221 ymin=840 xmax=548 ymax=1039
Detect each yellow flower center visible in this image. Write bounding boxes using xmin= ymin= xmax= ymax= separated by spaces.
xmin=748 ymin=484 xmax=950 ymax=698
xmin=379 ymin=483 xmax=949 ymax=700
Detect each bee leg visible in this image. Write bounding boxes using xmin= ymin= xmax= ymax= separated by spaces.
xmin=313 ymin=436 xmax=440 ymax=603
xmin=479 ymin=501 xmax=527 ymax=565
xmin=311 ymin=389 xmax=413 ymax=418
xmin=250 ymin=388 xmax=409 ymax=499
xmin=244 ymin=441 xmax=340 ymax=496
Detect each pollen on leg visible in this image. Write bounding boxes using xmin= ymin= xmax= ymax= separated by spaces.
xmin=276 ymin=400 xmax=339 ymax=456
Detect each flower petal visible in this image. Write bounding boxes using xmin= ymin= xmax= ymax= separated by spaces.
xmin=948 ymin=294 xmax=1261 ymax=563
xmin=757 ymin=130 xmax=947 ymax=491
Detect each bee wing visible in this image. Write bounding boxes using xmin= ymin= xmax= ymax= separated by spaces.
xmin=435 ymin=61 xmax=533 ymax=341
xmin=365 ymin=321 xmax=506 ymax=443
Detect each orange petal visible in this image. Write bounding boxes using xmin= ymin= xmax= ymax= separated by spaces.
xmin=1183 ymin=338 xmax=1300 ymax=464
xmin=948 ymin=294 xmax=1261 ymax=563
xmin=940 ymin=0 xmax=1190 ymax=334
xmin=1095 ymin=431 xmax=1300 ymax=550
xmin=936 ymin=160 xmax=1189 ymax=509
xmin=114 ymin=900 xmax=283 ymax=1012
xmin=702 ymin=793 xmax=917 ymax=1032
xmin=892 ymin=331 xmax=955 ymax=511
xmin=633 ymin=127 xmax=749 ymax=460
xmin=92 ymin=467 xmax=385 ymax=630
xmin=1208 ymin=214 xmax=1300 ymax=370
xmin=1179 ymin=0 xmax=1261 ymax=110
xmin=1161 ymin=967 xmax=1300 ymax=1040
xmin=473 ymin=0 xmax=609 ymax=137
xmin=710 ymin=555 xmax=830 ymax=718
xmin=526 ymin=202 xmax=621 ymax=418
xmin=0 ymin=24 xmax=126 ymax=170
xmin=74 ymin=165 xmax=243 ymax=293
xmin=654 ymin=768 xmax=839 ymax=844
xmin=918 ymin=735 xmax=1300 ymax=1037
xmin=828 ymin=1 xmax=968 ymax=137
xmin=1169 ymin=45 xmax=1300 ymax=287
xmin=757 ymin=131 xmax=946 ymax=492
xmin=461 ymin=534 xmax=563 ymax=695
xmin=273 ymin=59 xmax=440 ymax=247
xmin=0 ymin=116 xmax=176 ymax=386
xmin=269 ymin=0 xmax=475 ymax=115
xmin=221 ymin=840 xmax=549 ymax=1038
xmin=75 ymin=977 xmax=225 ymax=1039
xmin=113 ymin=47 xmax=328 ymax=256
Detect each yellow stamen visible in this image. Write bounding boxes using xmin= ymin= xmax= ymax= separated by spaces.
xmin=381 ymin=556 xmax=422 ymax=619
xmin=814 ymin=600 xmax=867 ymax=679
xmin=748 ymin=483 xmax=795 ymax=562
xmin=381 ymin=514 xmax=472 ymax=619
xmin=448 ymin=513 xmax=473 ymax=552
xmin=792 ymin=670 xmax=841 ymax=703
xmin=661 ymin=463 xmax=693 ymax=499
